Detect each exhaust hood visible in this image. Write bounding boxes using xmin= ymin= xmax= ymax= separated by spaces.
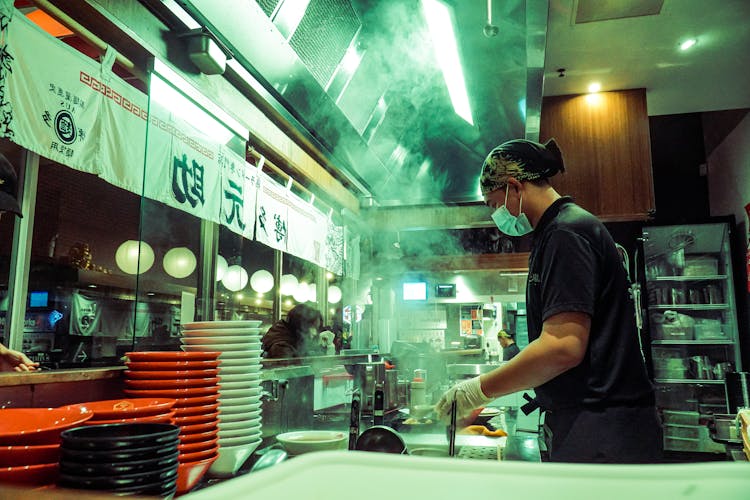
xmin=181 ymin=0 xmax=549 ymax=206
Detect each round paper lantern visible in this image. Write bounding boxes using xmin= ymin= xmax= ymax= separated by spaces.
xmin=222 ymin=265 xmax=248 ymax=292
xmin=280 ymin=274 xmax=298 ymax=295
xmin=307 ymin=283 xmax=317 ymax=303
xmin=328 ymin=285 xmax=342 ymax=304
xmin=250 ymin=269 xmax=274 ymax=293
xmin=115 ymin=240 xmax=154 ymax=275
xmin=162 ymin=247 xmax=197 ymax=279
xmin=216 ymin=255 xmax=228 ymax=282
xmin=293 ymin=282 xmax=309 ymax=303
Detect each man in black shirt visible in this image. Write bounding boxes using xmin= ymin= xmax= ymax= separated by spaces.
xmin=436 ymin=139 xmax=661 ymax=463
xmin=497 ymin=330 xmax=520 ymax=361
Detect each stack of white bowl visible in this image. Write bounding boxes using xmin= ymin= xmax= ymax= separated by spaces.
xmin=180 ymin=320 xmax=264 ymax=478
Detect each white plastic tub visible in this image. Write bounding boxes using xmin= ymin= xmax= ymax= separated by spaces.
xmin=185 ymin=450 xmax=750 ymax=500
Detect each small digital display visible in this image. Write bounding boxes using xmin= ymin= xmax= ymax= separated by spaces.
xmin=29 ymin=291 xmax=49 ymax=308
xmin=435 ymin=284 xmax=456 ymax=298
xmin=403 ymin=282 xmax=427 ymax=301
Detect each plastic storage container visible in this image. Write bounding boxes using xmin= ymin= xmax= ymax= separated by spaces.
xmin=651 ymin=311 xmax=695 ymax=340
xmin=683 ymin=255 xmax=719 ymax=276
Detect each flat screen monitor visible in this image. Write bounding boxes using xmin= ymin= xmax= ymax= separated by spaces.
xmin=403 ymin=282 xmax=427 ymax=301
xmin=29 ymin=291 xmax=49 ymax=308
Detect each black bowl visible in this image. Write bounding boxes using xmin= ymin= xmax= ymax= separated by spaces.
xmin=60 ymin=450 xmax=179 ymax=476
xmin=61 ymin=423 xmax=180 ymax=451
xmin=58 ymin=463 xmax=178 ymax=491
xmin=60 ymin=438 xmax=179 ymax=463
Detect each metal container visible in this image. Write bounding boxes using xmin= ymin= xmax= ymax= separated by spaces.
xmin=725 ymin=372 xmax=750 ymax=413
xmin=352 ymin=362 xmax=386 ymax=411
xmin=385 ymin=369 xmax=399 ymax=410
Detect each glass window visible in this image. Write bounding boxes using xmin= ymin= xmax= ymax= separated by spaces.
xmin=0 ymin=140 xmax=23 ymax=348
xmin=25 ymin=157 xmax=142 ymax=368
xmin=217 ymin=227 xmax=275 ymax=325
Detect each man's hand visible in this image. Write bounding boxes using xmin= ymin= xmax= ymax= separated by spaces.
xmin=434 ymin=376 xmax=492 ymax=423
xmin=0 ymin=344 xmax=39 ymax=372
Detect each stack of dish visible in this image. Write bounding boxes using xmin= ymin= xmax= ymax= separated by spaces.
xmin=59 ymin=398 xmax=177 ymax=425
xmin=180 ymin=320 xmax=264 ymax=478
xmin=124 ymin=352 xmax=221 ymax=493
xmin=58 ymin=423 xmax=180 ymax=497
xmin=0 ymin=407 xmax=93 ymax=486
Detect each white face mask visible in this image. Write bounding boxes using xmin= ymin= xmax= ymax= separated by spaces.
xmin=491 ymin=188 xmax=533 ymax=236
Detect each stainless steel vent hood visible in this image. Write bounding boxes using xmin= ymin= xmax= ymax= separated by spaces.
xmin=181 ymin=0 xmax=549 ymax=206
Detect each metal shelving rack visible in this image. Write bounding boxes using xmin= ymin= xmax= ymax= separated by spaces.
xmin=642 ymin=222 xmax=743 ymax=453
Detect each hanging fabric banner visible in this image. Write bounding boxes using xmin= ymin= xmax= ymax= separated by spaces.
xmin=0 ymin=9 xmax=103 ymax=174
xmin=97 ymin=48 xmax=149 ymax=195
xmin=325 ymin=219 xmax=344 ymax=276
xmin=287 ymin=193 xmax=327 ymax=267
xmin=143 ymin=97 xmax=221 ymax=223
xmin=255 ymin=171 xmax=289 ymax=252
xmin=219 ymin=145 xmax=257 ymax=240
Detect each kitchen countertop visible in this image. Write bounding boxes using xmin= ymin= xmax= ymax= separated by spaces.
xmin=0 ymin=366 xmax=125 ymax=387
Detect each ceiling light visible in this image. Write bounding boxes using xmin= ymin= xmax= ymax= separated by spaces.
xmin=422 ymin=0 xmax=474 ymax=125
xmin=679 ymin=38 xmax=697 ymax=51
xmin=222 ymin=265 xmax=248 ymax=292
xmin=150 ymin=75 xmax=234 ymax=143
xmin=250 ymin=269 xmax=274 ymax=293
xmin=588 ymin=82 xmax=601 ymax=93
xmin=163 ymin=247 xmax=197 ymax=279
xmin=280 ymin=274 xmax=299 ymax=295
xmin=115 ymin=240 xmax=155 ymax=275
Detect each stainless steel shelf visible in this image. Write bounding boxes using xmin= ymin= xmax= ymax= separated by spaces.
xmin=654 ymin=379 xmax=724 ymax=385
xmin=651 ymin=340 xmax=734 ymax=345
xmin=647 ymin=275 xmax=727 ymax=282
xmin=648 ymin=304 xmax=729 ymax=310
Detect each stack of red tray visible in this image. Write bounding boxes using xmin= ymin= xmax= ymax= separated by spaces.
xmin=124 ymin=351 xmax=221 ymax=494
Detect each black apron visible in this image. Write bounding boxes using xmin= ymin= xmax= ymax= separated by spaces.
xmin=542 ymin=402 xmax=662 ymax=464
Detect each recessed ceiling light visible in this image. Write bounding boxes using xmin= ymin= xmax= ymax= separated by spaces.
xmin=680 ymin=38 xmax=697 ymax=51
xmin=588 ymin=82 xmax=601 ymax=93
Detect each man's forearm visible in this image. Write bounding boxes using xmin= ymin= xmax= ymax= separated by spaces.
xmin=478 ymin=335 xmax=581 ymax=398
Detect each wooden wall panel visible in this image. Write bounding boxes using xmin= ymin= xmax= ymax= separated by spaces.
xmin=540 ymin=89 xmax=655 ymax=221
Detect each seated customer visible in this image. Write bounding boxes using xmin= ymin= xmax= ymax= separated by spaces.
xmin=261 ymin=304 xmax=324 ymax=358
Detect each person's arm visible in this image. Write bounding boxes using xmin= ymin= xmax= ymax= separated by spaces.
xmin=0 ymin=343 xmax=39 ymax=372
xmin=435 ymin=311 xmax=590 ymax=419
xmin=480 ymin=311 xmax=590 ymax=397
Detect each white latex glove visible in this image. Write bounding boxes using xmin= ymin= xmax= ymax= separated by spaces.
xmin=434 ymin=376 xmax=492 ymax=423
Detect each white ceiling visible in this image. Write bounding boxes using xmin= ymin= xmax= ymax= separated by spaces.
xmin=542 ymin=0 xmax=750 ymax=116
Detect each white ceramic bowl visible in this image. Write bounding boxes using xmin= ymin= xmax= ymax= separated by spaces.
xmin=218 ymin=372 xmax=262 ymax=383
xmin=207 ymin=439 xmax=262 ymax=478
xmin=181 ymin=336 xmax=261 ymax=345
xmin=276 ymin=430 xmax=348 ymax=455
xmin=217 ymin=350 xmax=263 ymax=359
xmin=218 ymin=363 xmax=263 ymax=374
xmin=218 ymin=431 xmax=263 ymax=447
xmin=218 ymin=417 xmax=262 ymax=432
xmin=219 ymin=380 xmax=262 ymax=391
xmin=182 ymin=321 xmax=262 ymax=331
xmin=218 ymin=387 xmax=263 ymax=399
xmin=218 ymin=395 xmax=262 ymax=407
xmin=219 ymin=407 xmax=261 ymax=420
xmin=182 ymin=344 xmax=261 ymax=353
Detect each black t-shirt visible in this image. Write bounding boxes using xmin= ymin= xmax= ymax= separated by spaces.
xmin=526 ymin=197 xmax=653 ymax=410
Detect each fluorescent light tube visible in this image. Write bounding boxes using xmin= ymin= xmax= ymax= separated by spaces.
xmin=422 ymin=0 xmax=474 ymax=126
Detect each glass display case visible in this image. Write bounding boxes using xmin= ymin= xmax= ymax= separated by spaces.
xmin=642 ymin=221 xmax=743 ymax=453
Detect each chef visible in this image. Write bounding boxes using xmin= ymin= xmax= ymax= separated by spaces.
xmin=436 ymin=138 xmax=661 ymax=463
